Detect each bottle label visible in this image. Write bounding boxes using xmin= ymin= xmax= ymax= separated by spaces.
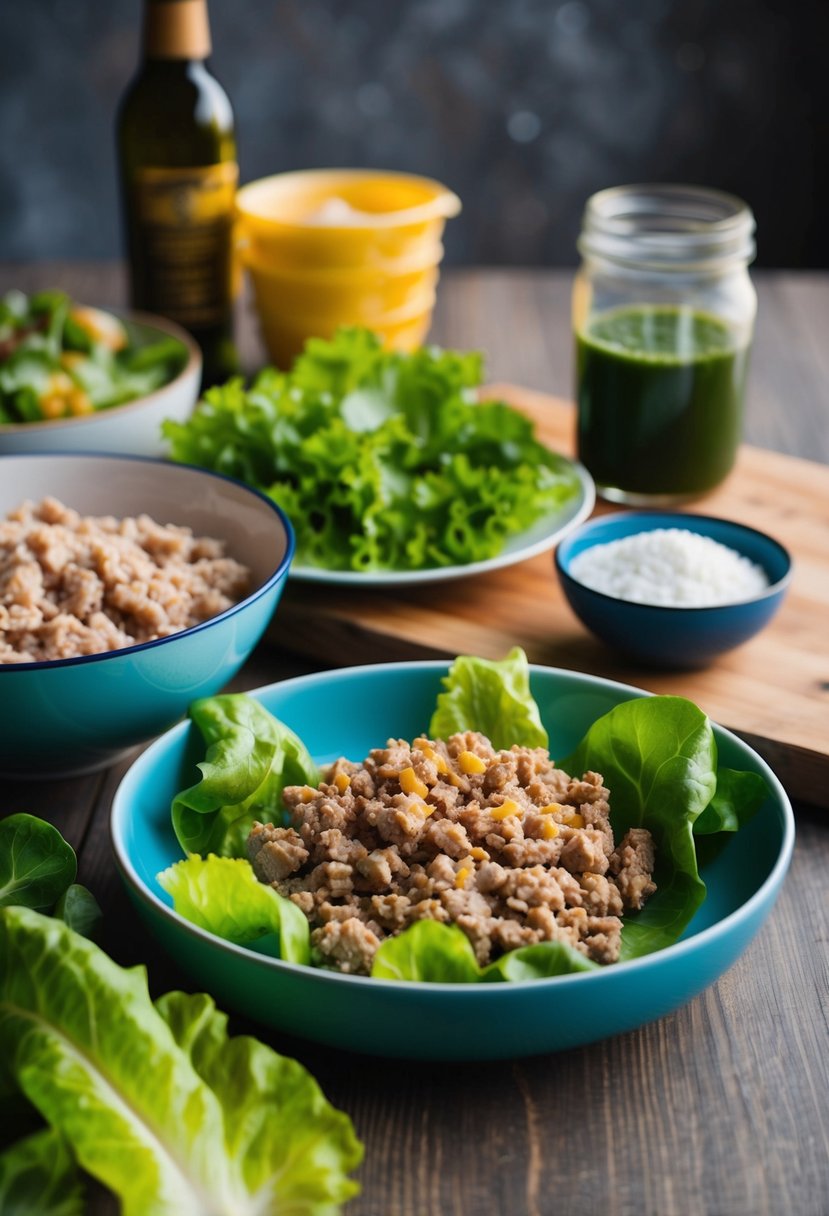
xmin=132 ymin=162 xmax=238 ymax=328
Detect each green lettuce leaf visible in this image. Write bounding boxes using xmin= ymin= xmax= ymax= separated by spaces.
xmin=54 ymin=883 xmax=103 ymax=941
xmin=157 ymin=855 xmax=310 ymax=965
xmin=173 ymin=693 xmax=321 ymax=858
xmin=371 ymin=922 xmax=481 ymax=982
xmin=429 ymin=646 xmax=548 ymax=749
xmin=0 ymin=906 xmax=361 ymax=1216
xmin=157 ymin=991 xmax=362 ymax=1214
xmin=163 ymin=327 xmax=579 ymax=573
xmin=559 ymin=696 xmax=717 ymax=959
xmin=0 ymin=814 xmax=77 ymax=911
xmin=0 ymin=1128 xmax=85 ymax=1216
xmin=693 ymin=767 xmax=768 ymax=835
xmin=482 ymin=942 xmax=599 ymax=981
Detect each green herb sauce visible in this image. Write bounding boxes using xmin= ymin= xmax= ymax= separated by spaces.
xmin=576 ymin=305 xmax=750 ymax=500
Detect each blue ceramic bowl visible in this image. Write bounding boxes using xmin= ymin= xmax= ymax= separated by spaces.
xmin=555 ymin=511 xmax=792 ymax=668
xmin=110 ymin=661 xmax=794 ymax=1061
xmin=0 ymin=454 xmax=294 ymax=777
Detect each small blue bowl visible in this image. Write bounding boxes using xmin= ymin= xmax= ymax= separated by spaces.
xmin=0 ymin=454 xmax=294 ymax=777
xmin=111 ymin=661 xmax=794 ymax=1061
xmin=555 ymin=511 xmax=792 ymax=668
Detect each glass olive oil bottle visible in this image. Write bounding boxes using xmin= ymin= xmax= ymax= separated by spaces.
xmin=117 ymin=0 xmax=238 ymax=385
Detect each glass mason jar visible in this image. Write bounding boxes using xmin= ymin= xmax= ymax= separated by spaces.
xmin=573 ymin=185 xmax=757 ymax=505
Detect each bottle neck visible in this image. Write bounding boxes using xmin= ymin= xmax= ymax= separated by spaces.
xmin=143 ymin=0 xmax=211 ymax=61
xmin=579 ymin=185 xmax=756 ymax=275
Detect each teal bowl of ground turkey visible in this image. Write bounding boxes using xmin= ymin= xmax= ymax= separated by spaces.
xmin=0 ymin=454 xmax=294 ymax=777
xmin=110 ymin=661 xmax=794 ymax=1062
xmin=555 ymin=512 xmax=792 ymax=669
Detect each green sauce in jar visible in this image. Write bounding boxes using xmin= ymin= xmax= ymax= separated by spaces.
xmin=576 ymin=305 xmax=750 ymax=502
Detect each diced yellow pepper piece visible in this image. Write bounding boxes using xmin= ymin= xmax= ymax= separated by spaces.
xmin=470 ymin=846 xmax=489 ymax=861
xmin=40 ymin=395 xmax=67 ymax=419
xmin=411 ymin=802 xmax=434 ymax=817
xmin=299 ymin=786 xmax=317 ymax=803
xmin=459 ymin=750 xmax=486 ymax=775
xmin=539 ymin=803 xmax=561 ymax=815
xmin=414 ymin=741 xmax=449 ymax=773
xmin=68 ymin=388 xmax=93 ymax=416
xmin=333 ymin=771 xmax=350 ymax=794
xmin=542 ymin=819 xmax=559 ymax=840
xmin=490 ymin=799 xmax=520 ymax=821
xmin=400 ymin=766 xmax=428 ymax=798
xmin=559 ymin=811 xmax=585 ymax=829
xmin=454 ymin=866 xmax=470 ymax=889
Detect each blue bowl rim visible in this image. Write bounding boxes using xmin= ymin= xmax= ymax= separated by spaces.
xmin=0 ymin=451 xmax=295 ymax=674
xmin=110 ymin=658 xmax=796 ymax=997
xmin=555 ymin=510 xmax=793 ymax=613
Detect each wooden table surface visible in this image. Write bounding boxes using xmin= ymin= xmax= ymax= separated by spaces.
xmin=1 ymin=264 xmax=828 ymax=1216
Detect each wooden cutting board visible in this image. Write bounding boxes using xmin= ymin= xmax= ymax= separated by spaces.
xmin=273 ymin=384 xmax=829 ymax=807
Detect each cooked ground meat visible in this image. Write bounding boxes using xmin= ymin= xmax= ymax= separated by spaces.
xmin=247 ymin=731 xmax=657 ymax=976
xmin=0 ymin=496 xmax=251 ymax=663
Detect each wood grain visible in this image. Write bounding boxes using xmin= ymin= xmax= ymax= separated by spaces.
xmin=275 ymin=385 xmax=829 ymax=805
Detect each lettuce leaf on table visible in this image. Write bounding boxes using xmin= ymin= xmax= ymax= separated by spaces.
xmin=0 ymin=1128 xmax=85 ymax=1216
xmin=162 ymin=327 xmax=579 ymax=573
xmin=0 ymin=906 xmax=362 ymax=1216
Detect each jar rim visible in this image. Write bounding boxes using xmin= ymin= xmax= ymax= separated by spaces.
xmin=579 ymin=184 xmax=756 ymax=271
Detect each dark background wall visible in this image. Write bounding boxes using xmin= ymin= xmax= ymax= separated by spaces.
xmin=1 ymin=0 xmax=825 ymax=268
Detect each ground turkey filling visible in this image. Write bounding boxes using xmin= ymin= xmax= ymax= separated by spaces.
xmin=247 ymin=730 xmax=657 ymax=976
xmin=0 ymin=497 xmax=251 ymax=663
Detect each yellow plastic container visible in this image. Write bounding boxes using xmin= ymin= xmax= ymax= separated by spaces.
xmin=236 ymin=169 xmax=461 ymax=270
xmin=255 ymin=289 xmax=437 ymax=370
xmin=235 ymin=169 xmax=460 ymax=365
xmin=246 ymin=257 xmax=440 ymax=327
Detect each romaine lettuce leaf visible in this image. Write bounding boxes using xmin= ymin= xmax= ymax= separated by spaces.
xmin=0 ymin=1128 xmax=85 ymax=1216
xmin=157 ymin=991 xmax=362 ymax=1215
xmin=158 ymin=854 xmax=310 ymax=965
xmin=0 ymin=906 xmax=361 ymax=1216
xmin=429 ymin=647 xmax=548 ymax=750
xmin=173 ymin=693 xmax=321 ymax=858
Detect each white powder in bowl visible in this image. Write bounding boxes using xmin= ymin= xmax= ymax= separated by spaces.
xmin=569 ymin=527 xmax=770 ymax=607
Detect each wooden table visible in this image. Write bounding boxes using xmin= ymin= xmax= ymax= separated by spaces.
xmin=2 ymin=265 xmax=828 ymax=1216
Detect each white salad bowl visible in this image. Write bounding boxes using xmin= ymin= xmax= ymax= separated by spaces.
xmin=0 ymin=310 xmax=201 ymax=457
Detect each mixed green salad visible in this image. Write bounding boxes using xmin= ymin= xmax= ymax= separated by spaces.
xmin=160 ymin=649 xmax=767 ymax=982
xmin=0 ymin=814 xmax=362 ymax=1215
xmin=163 ymin=327 xmax=580 ymax=573
xmin=0 ymin=289 xmax=187 ymax=424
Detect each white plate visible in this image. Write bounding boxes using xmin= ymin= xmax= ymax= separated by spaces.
xmin=290 ymin=456 xmax=595 ymax=586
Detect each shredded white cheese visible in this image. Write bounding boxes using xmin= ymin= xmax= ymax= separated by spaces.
xmin=569 ymin=527 xmax=769 ymax=607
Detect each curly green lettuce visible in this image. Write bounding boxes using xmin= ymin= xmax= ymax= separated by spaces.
xmin=163 ymin=327 xmax=579 ymax=572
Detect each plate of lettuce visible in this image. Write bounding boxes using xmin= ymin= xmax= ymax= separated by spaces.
xmin=111 ymin=650 xmax=794 ymax=1060
xmin=162 ymin=328 xmax=594 ymax=584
